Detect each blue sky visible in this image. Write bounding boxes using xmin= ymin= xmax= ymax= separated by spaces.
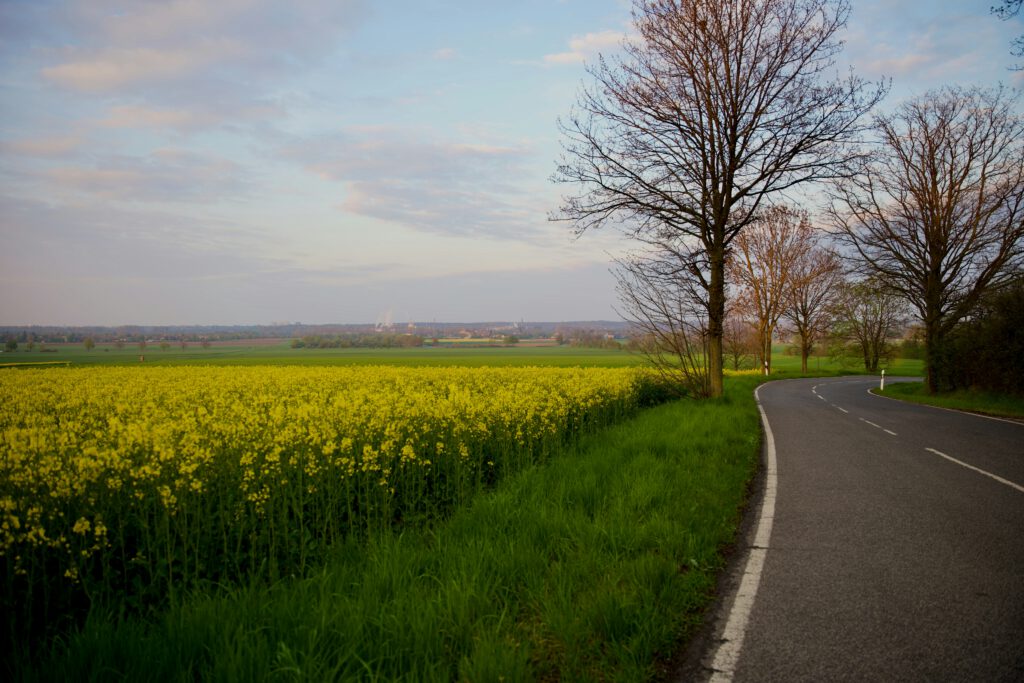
xmin=1 ymin=0 xmax=1021 ymax=325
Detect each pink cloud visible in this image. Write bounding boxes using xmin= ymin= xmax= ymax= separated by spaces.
xmin=0 ymin=135 xmax=83 ymax=158
xmin=543 ymin=30 xmax=624 ymax=65
xmin=47 ymin=149 xmax=246 ymax=202
xmin=281 ymin=129 xmax=542 ymax=239
xmin=98 ymin=105 xmax=214 ymax=130
xmin=39 ymin=0 xmax=366 ymax=93
xmin=42 ymin=42 xmax=244 ymax=92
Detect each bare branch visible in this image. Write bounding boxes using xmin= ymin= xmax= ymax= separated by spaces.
xmin=829 ymin=86 xmax=1024 ymax=392
xmin=614 ymin=247 xmax=713 ymax=398
xmin=728 ymin=204 xmax=816 ymax=374
xmin=554 ymin=0 xmax=885 ymax=397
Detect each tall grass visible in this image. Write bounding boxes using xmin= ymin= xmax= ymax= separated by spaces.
xmin=17 ymin=376 xmax=763 ymax=682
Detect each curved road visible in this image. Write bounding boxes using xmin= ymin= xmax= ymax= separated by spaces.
xmin=698 ymin=376 xmax=1024 ymax=682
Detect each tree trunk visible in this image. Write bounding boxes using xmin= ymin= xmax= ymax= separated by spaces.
xmin=922 ymin=285 xmax=948 ymax=395
xmin=924 ymin=321 xmax=949 ymax=395
xmin=800 ymin=334 xmax=810 ymax=374
xmin=708 ymin=249 xmax=726 ymax=398
xmin=862 ymin=339 xmax=874 ymax=372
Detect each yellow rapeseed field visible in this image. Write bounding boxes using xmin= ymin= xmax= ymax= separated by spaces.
xmin=0 ymin=365 xmax=649 ymax=615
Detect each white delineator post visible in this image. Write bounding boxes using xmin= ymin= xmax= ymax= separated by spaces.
xmin=880 ymin=369 xmax=886 ymax=391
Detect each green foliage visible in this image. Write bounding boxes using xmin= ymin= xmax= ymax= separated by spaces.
xmin=899 ymin=336 xmax=924 ymax=360
xmin=944 ymin=282 xmax=1024 ymax=395
xmin=4 ymin=339 xmax=16 ymax=352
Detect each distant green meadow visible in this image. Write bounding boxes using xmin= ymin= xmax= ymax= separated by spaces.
xmin=0 ymin=340 xmax=925 ymax=375
xmin=0 ymin=342 xmax=640 ymax=367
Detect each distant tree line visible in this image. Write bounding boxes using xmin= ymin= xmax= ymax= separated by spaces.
xmin=554 ymin=330 xmax=623 ymax=350
xmin=290 ymin=334 xmax=425 ymax=349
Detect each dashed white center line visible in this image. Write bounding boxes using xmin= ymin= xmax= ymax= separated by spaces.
xmin=925 ymin=448 xmax=1024 ymax=494
xmin=836 ymin=406 xmax=849 ymax=414
xmin=856 ymin=417 xmax=897 ymax=436
xmin=817 ymin=395 xmax=826 ymax=401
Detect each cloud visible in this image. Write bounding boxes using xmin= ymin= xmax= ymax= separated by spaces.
xmin=543 ymin=30 xmax=624 ymax=65
xmin=433 ymin=47 xmax=458 ymax=60
xmin=98 ymin=105 xmax=218 ymax=131
xmin=864 ymin=51 xmax=933 ymax=76
xmin=0 ymin=135 xmax=84 ymax=158
xmin=281 ymin=129 xmax=547 ymax=240
xmin=842 ymin=6 xmax=1018 ymax=90
xmin=43 ymin=42 xmax=239 ymax=92
xmin=0 ymin=194 xmax=274 ymax=280
xmin=47 ymin=149 xmax=248 ymax=203
xmin=39 ymin=1 xmax=367 ymax=95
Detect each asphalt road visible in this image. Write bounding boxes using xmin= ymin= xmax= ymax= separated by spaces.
xmin=699 ymin=376 xmax=1024 ymax=682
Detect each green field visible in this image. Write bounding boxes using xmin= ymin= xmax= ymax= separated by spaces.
xmin=0 ymin=343 xmax=641 ymax=367
xmin=0 ymin=341 xmax=925 ymax=375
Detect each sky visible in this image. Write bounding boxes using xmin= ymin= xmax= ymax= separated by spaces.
xmin=1 ymin=0 xmax=1021 ymax=326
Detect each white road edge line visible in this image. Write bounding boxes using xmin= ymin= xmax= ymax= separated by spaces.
xmin=869 ymin=386 xmax=1024 ymax=427
xmin=883 ymin=429 xmax=897 ymax=436
xmin=709 ymin=384 xmax=777 ymax=681
xmin=924 ymin=448 xmax=1024 ymax=494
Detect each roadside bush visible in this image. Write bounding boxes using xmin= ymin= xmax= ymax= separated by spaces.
xmin=945 ymin=282 xmax=1024 ymax=395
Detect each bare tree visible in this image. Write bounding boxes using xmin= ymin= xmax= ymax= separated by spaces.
xmin=553 ymin=0 xmax=884 ymax=398
xmin=785 ymin=242 xmax=844 ymax=373
xmin=831 ymin=278 xmax=904 ymax=372
xmin=723 ymin=308 xmax=757 ymax=371
xmin=992 ymin=0 xmax=1023 ymax=68
xmin=728 ymin=206 xmax=815 ymax=374
xmin=830 ymin=87 xmax=1024 ymax=393
xmin=615 ymin=247 xmax=712 ymax=398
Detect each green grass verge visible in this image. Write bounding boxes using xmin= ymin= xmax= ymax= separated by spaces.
xmin=876 ymin=381 xmax=1024 ymax=420
xmin=16 ymin=377 xmax=764 ymax=682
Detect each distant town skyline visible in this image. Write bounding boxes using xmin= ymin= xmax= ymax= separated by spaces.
xmin=2 ymin=0 xmax=1021 ymax=325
